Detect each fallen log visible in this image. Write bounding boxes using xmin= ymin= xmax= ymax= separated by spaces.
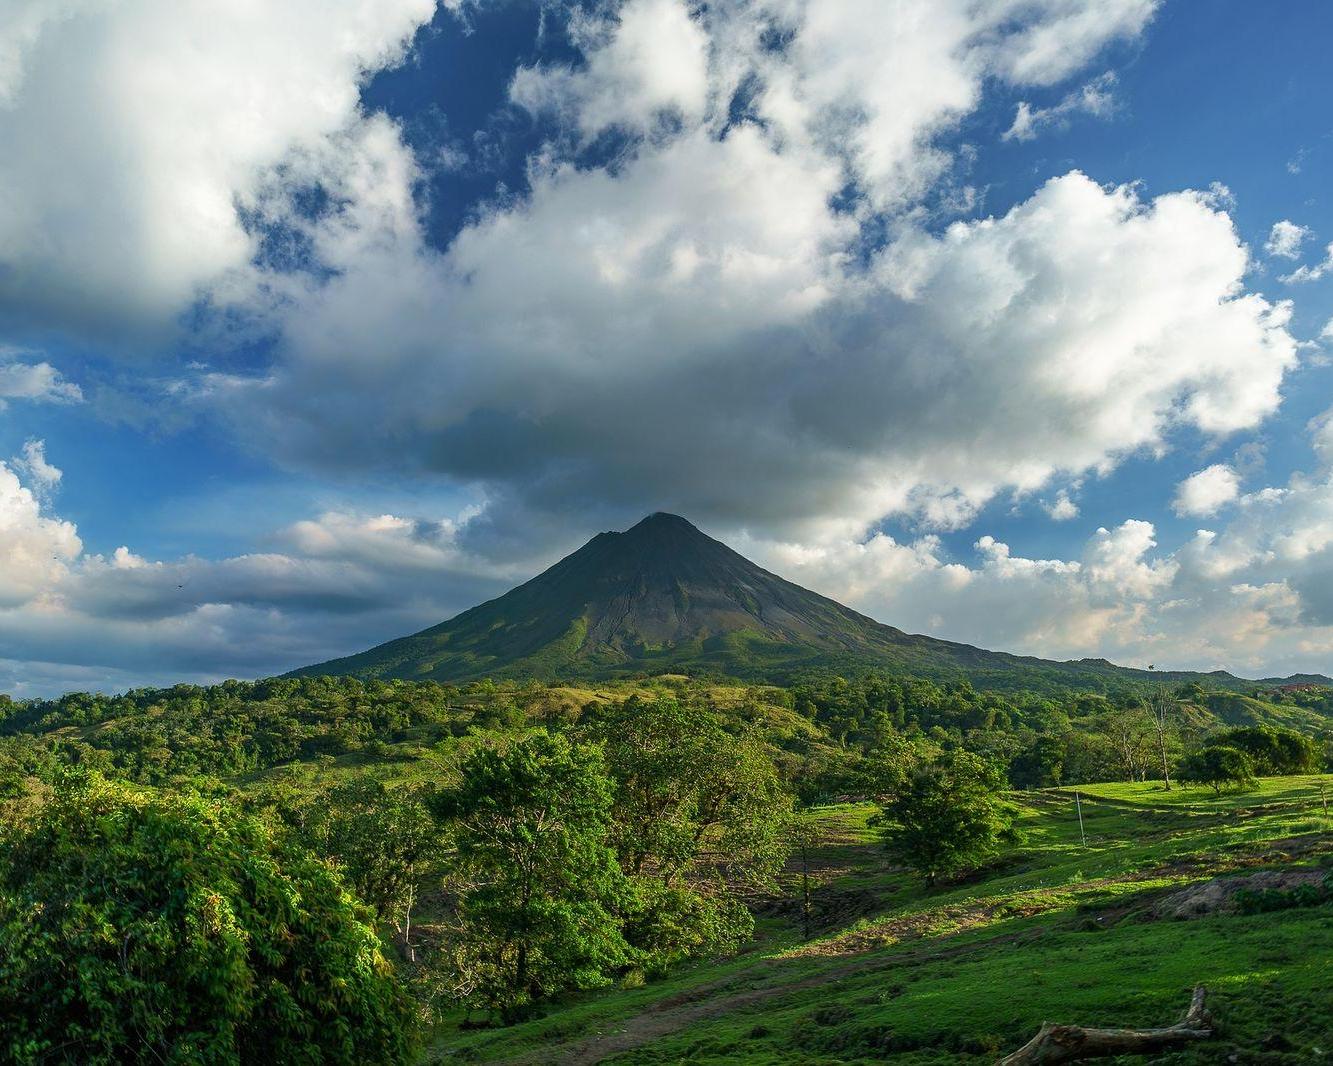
xmin=998 ymin=986 xmax=1213 ymax=1065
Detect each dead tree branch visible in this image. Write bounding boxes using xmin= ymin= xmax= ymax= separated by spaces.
xmin=998 ymin=985 xmax=1213 ymax=1065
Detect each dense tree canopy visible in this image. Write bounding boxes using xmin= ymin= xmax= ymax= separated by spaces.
xmin=587 ymin=697 xmax=793 ymax=970
xmin=591 ymin=697 xmax=791 ymax=886
xmin=0 ymin=771 xmax=413 ymax=1065
xmin=276 ymin=777 xmax=439 ymax=955
xmin=1179 ymin=745 xmax=1258 ymax=795
xmin=1207 ymin=726 xmax=1320 ymax=776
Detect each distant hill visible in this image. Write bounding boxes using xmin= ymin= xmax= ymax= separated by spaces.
xmin=289 ymin=513 xmax=1331 ymax=693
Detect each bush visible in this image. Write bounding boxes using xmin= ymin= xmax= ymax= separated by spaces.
xmin=1236 ymin=871 xmax=1333 ymax=914
xmin=1207 ymin=726 xmax=1320 ymax=776
xmin=621 ymin=881 xmax=753 ymax=976
xmin=0 ymin=771 xmax=413 ymax=1065
xmin=1178 ymin=745 xmax=1257 ymax=794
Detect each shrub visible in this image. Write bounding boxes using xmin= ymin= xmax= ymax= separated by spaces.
xmin=1207 ymin=726 xmax=1320 ymax=776
xmin=1178 ymin=745 xmax=1257 ymax=794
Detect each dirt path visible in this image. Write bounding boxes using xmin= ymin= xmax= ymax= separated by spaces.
xmin=497 ymin=950 xmax=897 ymax=1066
xmin=499 ymin=920 xmax=1059 ymax=1066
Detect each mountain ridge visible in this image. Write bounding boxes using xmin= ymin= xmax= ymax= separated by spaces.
xmin=289 ymin=513 xmax=1329 ymax=692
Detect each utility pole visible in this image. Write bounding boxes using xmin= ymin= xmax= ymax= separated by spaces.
xmin=1074 ymin=789 xmax=1086 ymax=847
xmin=801 ymin=833 xmax=812 ymax=942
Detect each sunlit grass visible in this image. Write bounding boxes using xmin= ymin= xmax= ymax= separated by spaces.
xmin=422 ymin=776 xmax=1333 ymax=1064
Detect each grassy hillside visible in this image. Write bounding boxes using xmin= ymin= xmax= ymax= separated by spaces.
xmin=426 ymin=777 xmax=1333 ymax=1064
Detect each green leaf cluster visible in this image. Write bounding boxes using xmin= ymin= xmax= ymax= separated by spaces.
xmin=435 ymin=732 xmax=630 ymax=1017
xmin=0 ymin=770 xmax=413 ymax=1065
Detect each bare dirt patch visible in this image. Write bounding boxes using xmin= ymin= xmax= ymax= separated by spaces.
xmin=1153 ymin=869 xmax=1328 ymax=919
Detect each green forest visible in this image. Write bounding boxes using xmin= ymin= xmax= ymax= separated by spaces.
xmin=1 ymin=671 xmax=1330 ymax=1063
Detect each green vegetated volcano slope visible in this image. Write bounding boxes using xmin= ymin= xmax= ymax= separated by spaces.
xmin=290 ymin=513 xmax=1330 ymax=693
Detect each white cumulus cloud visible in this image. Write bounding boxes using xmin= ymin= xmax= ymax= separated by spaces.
xmin=1043 ymin=490 xmax=1080 ymax=521
xmin=511 ymin=0 xmax=710 ymax=137
xmin=0 ymin=0 xmax=437 ymax=344
xmin=0 ymin=349 xmax=82 ymax=407
xmin=1279 ymin=241 xmax=1333 ymax=284
xmin=1173 ymin=464 xmax=1241 ymax=517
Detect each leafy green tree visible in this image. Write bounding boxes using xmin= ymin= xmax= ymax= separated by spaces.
xmin=1179 ymin=745 xmax=1257 ymax=795
xmin=619 ymin=881 xmax=752 ymax=974
xmin=856 ymin=733 xmax=935 ymax=800
xmin=0 ymin=771 xmax=413 ymax=1065
xmin=588 ymin=698 xmax=792 ymax=968
xmin=286 ymin=777 xmax=438 ymax=958
xmin=880 ymin=750 xmax=1015 ymax=886
xmin=1009 ymin=734 xmax=1065 ymax=788
xmin=436 ymin=731 xmax=629 ymax=1017
xmin=593 ymin=697 xmax=791 ymax=887
xmin=1208 ymin=726 xmax=1320 ymax=776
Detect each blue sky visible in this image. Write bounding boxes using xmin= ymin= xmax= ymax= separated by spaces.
xmin=2 ymin=0 xmax=1333 ymax=694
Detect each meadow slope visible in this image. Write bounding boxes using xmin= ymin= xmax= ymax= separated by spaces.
xmin=426 ymin=777 xmax=1333 ymax=1064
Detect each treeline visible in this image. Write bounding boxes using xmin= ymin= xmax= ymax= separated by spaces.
xmin=3 ymin=673 xmax=1329 ymax=803
xmin=784 ymin=674 xmax=1331 ymax=801
xmin=0 ymin=677 xmax=463 ymax=783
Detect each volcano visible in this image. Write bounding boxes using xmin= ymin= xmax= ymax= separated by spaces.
xmin=290 ymin=513 xmax=1324 ymax=691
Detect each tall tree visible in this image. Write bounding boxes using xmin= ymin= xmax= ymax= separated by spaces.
xmin=589 ymin=698 xmax=792 ymax=971
xmin=1103 ymin=705 xmax=1154 ymax=781
xmin=1145 ymin=687 xmax=1179 ymax=790
xmin=436 ymin=731 xmax=628 ymax=1018
xmin=592 ymin=697 xmax=791 ymax=888
xmin=881 ymin=750 xmax=1015 ymax=886
xmin=285 ymin=777 xmax=438 ymax=960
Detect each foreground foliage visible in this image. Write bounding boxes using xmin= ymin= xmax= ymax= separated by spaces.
xmin=0 ymin=672 xmax=1329 ymax=1061
xmin=0 ymin=771 xmax=413 ymax=1065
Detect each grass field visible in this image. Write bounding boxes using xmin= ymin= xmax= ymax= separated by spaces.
xmin=423 ymin=777 xmax=1333 ymax=1064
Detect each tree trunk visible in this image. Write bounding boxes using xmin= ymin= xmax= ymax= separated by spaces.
xmin=999 ymin=986 xmax=1213 ymax=1065
xmin=1147 ymin=688 xmax=1175 ymax=791
xmin=401 ymin=884 xmax=415 ymax=963
xmin=515 ymin=939 xmax=528 ymax=998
